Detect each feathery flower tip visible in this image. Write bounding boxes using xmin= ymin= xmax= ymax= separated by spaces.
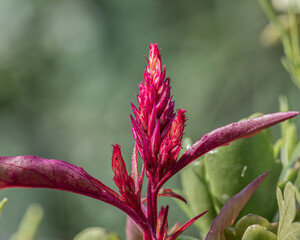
xmin=148 ymin=43 xmax=162 ymax=77
xmin=169 ymin=110 xmax=186 ymax=140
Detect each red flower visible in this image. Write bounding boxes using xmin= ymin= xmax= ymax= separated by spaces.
xmin=0 ymin=43 xmax=298 ymax=240
xmin=131 ymin=43 xmax=176 ymax=178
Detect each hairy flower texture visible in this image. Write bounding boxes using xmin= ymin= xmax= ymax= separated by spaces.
xmin=0 ymin=43 xmax=298 ymax=240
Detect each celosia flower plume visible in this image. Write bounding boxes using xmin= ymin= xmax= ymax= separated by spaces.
xmin=131 ymin=44 xmax=188 ymax=190
xmin=0 ymin=43 xmax=298 ymax=240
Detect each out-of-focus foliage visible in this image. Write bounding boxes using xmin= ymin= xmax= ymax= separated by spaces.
xmin=10 ymin=204 xmax=44 ymax=240
xmin=0 ymin=198 xmax=7 ymax=214
xmin=260 ymin=0 xmax=300 ymax=90
xmin=73 ymin=227 xmax=121 ymax=240
xmin=0 ymin=0 xmax=299 ymax=239
xmin=278 ymin=96 xmax=300 ymax=189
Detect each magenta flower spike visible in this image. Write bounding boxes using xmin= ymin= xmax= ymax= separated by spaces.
xmin=0 ymin=43 xmax=298 ymax=240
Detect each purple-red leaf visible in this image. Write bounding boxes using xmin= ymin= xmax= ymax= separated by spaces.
xmin=0 ymin=156 xmax=112 ymax=199
xmin=158 ymin=188 xmax=187 ymax=204
xmin=158 ymin=111 xmax=298 ymax=189
xmin=169 ymin=211 xmax=208 ymax=240
xmin=0 ymin=155 xmax=148 ymax=230
xmin=205 ymin=172 xmax=268 ymax=240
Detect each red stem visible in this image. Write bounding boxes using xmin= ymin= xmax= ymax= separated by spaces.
xmin=147 ymin=178 xmax=154 ymax=231
xmin=151 ymin=182 xmax=158 ymax=234
xmin=146 ymin=174 xmax=159 ymax=239
xmin=143 ymin=230 xmax=152 ymax=240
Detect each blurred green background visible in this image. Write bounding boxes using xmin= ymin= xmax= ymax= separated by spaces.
xmin=0 ymin=0 xmax=300 ymax=239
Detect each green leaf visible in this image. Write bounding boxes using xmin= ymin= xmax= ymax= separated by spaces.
xmin=73 ymin=227 xmax=121 ymax=240
xmin=204 ymin=127 xmax=281 ymax=220
xmin=224 ymin=214 xmax=279 ymax=240
xmin=180 ymin=159 xmax=217 ymax=237
xmin=274 ymin=138 xmax=283 ymax=159
xmin=277 ymin=182 xmax=300 ymax=240
xmin=293 ymin=165 xmax=300 ymax=203
xmin=178 ymin=137 xmax=217 ymax=237
xmin=233 ymin=215 xmax=274 ymax=240
xmin=205 ymin=172 xmax=268 ymax=240
xmin=241 ymin=224 xmax=277 ymax=240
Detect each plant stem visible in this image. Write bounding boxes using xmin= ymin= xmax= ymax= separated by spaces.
xmin=147 ymin=176 xmax=155 ymax=234
xmin=145 ymin=173 xmax=160 ymax=239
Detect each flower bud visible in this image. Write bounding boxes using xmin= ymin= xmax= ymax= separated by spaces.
xmin=112 ymin=144 xmax=135 ymax=201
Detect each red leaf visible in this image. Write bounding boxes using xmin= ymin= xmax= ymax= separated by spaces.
xmin=158 ymin=111 xmax=298 ymax=189
xmin=0 ymin=155 xmax=148 ymax=230
xmin=169 ymin=211 xmax=208 ymax=240
xmin=158 ymin=188 xmax=187 ymax=204
xmin=205 ymin=172 xmax=268 ymax=240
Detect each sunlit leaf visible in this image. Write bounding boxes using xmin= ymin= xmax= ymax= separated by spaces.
xmin=241 ymin=224 xmax=276 ymax=240
xmin=277 ymin=182 xmax=300 ymax=240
